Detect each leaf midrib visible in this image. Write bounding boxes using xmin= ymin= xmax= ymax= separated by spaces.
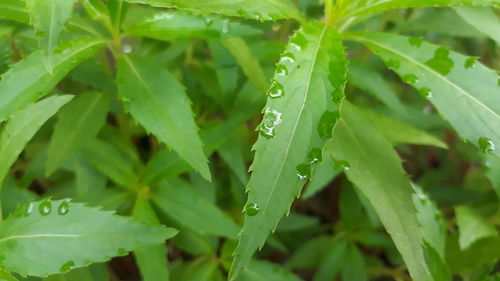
xmin=0 ymin=232 xmax=155 ymax=243
xmin=349 ymin=34 xmax=500 ymax=121
xmin=338 ymin=118 xmax=425 ymax=280
xmin=240 ymin=25 xmax=328 ymax=256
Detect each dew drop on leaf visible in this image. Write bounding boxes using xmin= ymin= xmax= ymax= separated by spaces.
xmin=296 ymin=163 xmax=311 ymax=180
xmin=419 ymin=87 xmax=432 ymax=99
xmin=317 ymin=110 xmax=340 ymax=139
xmin=478 ymin=137 xmax=495 ymax=154
xmin=244 ymin=202 xmax=260 ymax=216
xmin=403 ymin=74 xmax=418 ymax=84
xmin=425 ymin=47 xmax=454 ymax=75
xmin=59 ymin=261 xmax=75 ymax=273
xmin=280 ymin=52 xmax=296 ymax=64
xmin=221 ymin=19 xmax=230 ymax=34
xmin=268 ymin=80 xmax=285 ymax=99
xmin=204 ymin=17 xmax=214 ymax=27
xmin=408 ymin=37 xmax=423 ymax=47
xmin=290 ymin=31 xmax=307 ymax=50
xmin=39 ymin=200 xmax=52 ymax=216
xmin=464 ymin=57 xmax=478 ymax=69
xmin=259 ymin=108 xmax=282 ymax=139
xmin=308 ymin=148 xmax=323 ymax=164
xmin=335 ymin=160 xmax=351 ymax=171
xmin=387 ymin=59 xmax=400 ymax=70
xmin=58 ymin=200 xmax=70 ymax=215
xmin=275 ymin=64 xmax=288 ymax=77
xmin=331 ymin=88 xmax=345 ymax=104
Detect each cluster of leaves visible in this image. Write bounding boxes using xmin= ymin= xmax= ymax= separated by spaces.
xmin=0 ymin=0 xmax=499 ymax=280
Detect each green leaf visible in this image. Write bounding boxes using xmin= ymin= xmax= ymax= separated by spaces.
xmin=0 ymin=95 xmax=73 ymax=189
xmin=343 ymin=0 xmax=500 ymax=19
xmin=0 ymin=39 xmax=105 ymax=122
xmin=455 ymin=206 xmax=498 ymax=250
xmin=362 ymin=110 xmax=447 ymax=148
xmin=123 ymin=0 xmax=304 ymax=21
xmin=0 ymin=0 xmax=29 ymax=23
xmin=24 ymin=0 xmax=79 ymax=72
xmin=236 ymin=260 xmax=302 ymax=281
xmin=116 ymin=54 xmax=210 ymax=180
xmin=0 ymin=198 xmax=177 ymax=277
xmin=0 ymin=268 xmax=19 ymax=281
xmin=230 ymin=22 xmax=346 ymax=280
xmin=313 ymin=240 xmax=347 ymax=281
xmin=330 ymin=102 xmax=428 ymax=281
xmin=349 ymin=32 xmax=500 ymax=157
xmin=82 ymin=139 xmax=139 ymax=188
xmin=455 ymin=7 xmax=500 ymax=45
xmin=126 ymin=12 xmax=261 ymax=40
xmin=221 ymin=37 xmax=268 ymax=93
xmin=133 ymin=196 xmax=170 ymax=281
xmin=153 ymin=180 xmax=240 ymax=239
xmin=340 ymin=244 xmax=368 ymax=281
xmin=47 ymin=92 xmax=109 ymax=176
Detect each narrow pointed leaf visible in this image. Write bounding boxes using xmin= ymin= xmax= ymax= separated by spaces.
xmin=0 ymin=95 xmax=73 ymax=188
xmin=0 ymin=39 xmax=106 ymax=122
xmin=24 ymin=0 xmax=79 ymax=72
xmin=0 ymin=199 xmax=177 ymax=277
xmin=0 ymin=0 xmax=29 ymax=23
xmin=349 ymin=32 xmax=500 ymax=157
xmin=133 ymin=196 xmax=170 ymax=281
xmin=116 ymin=54 xmax=210 ymax=180
xmin=123 ymin=0 xmax=304 ymax=21
xmin=455 ymin=7 xmax=500 ymax=44
xmin=237 ymin=260 xmax=302 ymax=281
xmin=455 ymin=206 xmax=498 ymax=250
xmin=47 ymin=92 xmax=109 ymax=175
xmin=330 ymin=102 xmax=429 ymax=281
xmin=222 ymin=37 xmax=269 ymax=92
xmin=126 ymin=12 xmax=261 ymax=40
xmin=82 ymin=139 xmax=139 ymax=188
xmin=153 ymin=180 xmax=240 ymax=239
xmin=230 ymin=22 xmax=347 ymax=280
xmin=344 ymin=0 xmax=500 ymax=19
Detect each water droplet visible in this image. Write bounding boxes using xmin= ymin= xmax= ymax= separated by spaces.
xmin=387 ymin=59 xmax=400 ymax=70
xmin=478 ymin=137 xmax=495 ymax=154
xmin=24 ymin=202 xmax=34 ymax=217
xmin=39 ymin=200 xmax=52 ymax=216
xmin=331 ymin=88 xmax=345 ymax=103
xmin=58 ymin=200 xmax=70 ymax=215
xmin=317 ymin=110 xmax=340 ymax=139
xmin=403 ymin=74 xmax=418 ymax=84
xmin=425 ymin=47 xmax=454 ymax=75
xmin=204 ymin=17 xmax=214 ymax=27
xmin=308 ymin=148 xmax=322 ymax=164
xmin=280 ymin=52 xmax=296 ymax=64
xmin=275 ymin=64 xmax=288 ymax=77
xmin=121 ymin=44 xmax=133 ymax=54
xmin=419 ymin=87 xmax=432 ymax=99
xmin=290 ymin=31 xmax=307 ymax=50
xmin=117 ymin=248 xmax=128 ymax=256
xmin=335 ymin=160 xmax=351 ymax=171
xmin=259 ymin=108 xmax=282 ymax=139
xmin=296 ymin=163 xmax=311 ymax=180
xmin=268 ymin=80 xmax=285 ymax=99
xmin=221 ymin=19 xmax=230 ymax=34
xmin=60 ymin=261 xmax=74 ymax=273
xmin=244 ymin=203 xmax=259 ymax=216
xmin=409 ymin=37 xmax=423 ymax=47
xmin=464 ymin=57 xmax=478 ymax=69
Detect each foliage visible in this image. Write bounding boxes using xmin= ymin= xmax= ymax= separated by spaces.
xmin=0 ymin=0 xmax=498 ymax=280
